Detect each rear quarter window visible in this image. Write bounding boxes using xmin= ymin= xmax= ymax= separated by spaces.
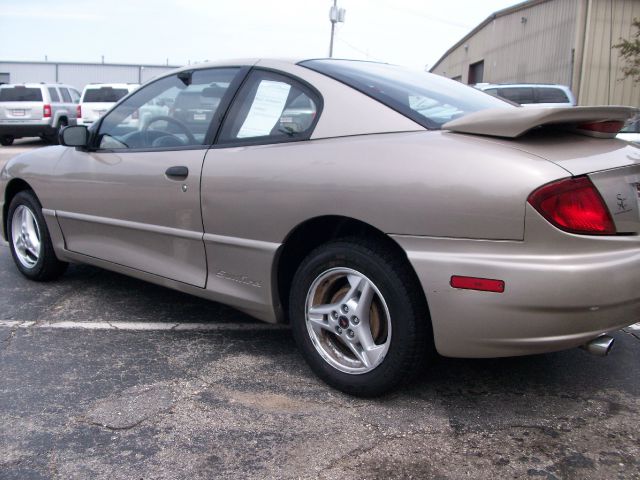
xmin=0 ymin=87 xmax=43 ymax=102
xmin=59 ymin=88 xmax=72 ymax=103
xmin=536 ymin=87 xmax=570 ymax=103
xmin=497 ymin=87 xmax=535 ymax=104
xmin=48 ymin=87 xmax=60 ymax=102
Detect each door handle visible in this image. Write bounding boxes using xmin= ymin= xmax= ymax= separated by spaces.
xmin=165 ymin=166 xmax=189 ymax=180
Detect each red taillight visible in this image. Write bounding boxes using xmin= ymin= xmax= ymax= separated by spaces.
xmin=450 ymin=276 xmax=505 ymax=293
xmin=528 ymin=176 xmax=615 ymax=235
xmin=76 ymin=105 xmax=82 ymax=117
xmin=577 ymin=120 xmax=624 ymax=134
xmin=43 ymin=104 xmax=52 ymax=118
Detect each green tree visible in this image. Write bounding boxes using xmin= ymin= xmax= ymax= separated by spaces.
xmin=614 ymin=18 xmax=640 ymax=82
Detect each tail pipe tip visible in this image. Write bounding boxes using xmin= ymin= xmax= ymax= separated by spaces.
xmin=581 ymin=334 xmax=614 ymax=357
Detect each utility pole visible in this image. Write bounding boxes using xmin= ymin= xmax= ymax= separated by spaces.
xmin=329 ymin=0 xmax=346 ymax=57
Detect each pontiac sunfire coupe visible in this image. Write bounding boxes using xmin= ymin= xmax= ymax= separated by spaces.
xmin=1 ymin=58 xmax=638 ymax=396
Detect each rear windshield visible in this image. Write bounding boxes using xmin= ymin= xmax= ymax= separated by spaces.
xmin=83 ymin=87 xmax=129 ymax=103
xmin=300 ymin=60 xmax=511 ymax=129
xmin=0 ymin=87 xmax=43 ymax=102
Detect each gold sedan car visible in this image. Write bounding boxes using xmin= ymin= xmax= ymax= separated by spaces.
xmin=1 ymin=59 xmax=638 ymax=396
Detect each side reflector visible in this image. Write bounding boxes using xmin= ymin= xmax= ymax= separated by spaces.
xmin=450 ymin=276 xmax=505 ymax=293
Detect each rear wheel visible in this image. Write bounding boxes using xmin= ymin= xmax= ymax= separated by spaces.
xmin=45 ymin=119 xmax=67 ymax=144
xmin=289 ymin=238 xmax=431 ymax=397
xmin=0 ymin=136 xmax=14 ymax=146
xmin=7 ymin=191 xmax=68 ymax=281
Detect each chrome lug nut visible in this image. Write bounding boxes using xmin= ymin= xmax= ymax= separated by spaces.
xmin=331 ymin=311 xmax=339 ymax=319
xmin=341 ymin=304 xmax=349 ymax=313
xmin=347 ymin=329 xmax=355 ymax=338
xmin=351 ymin=316 xmax=360 ymax=325
xmin=335 ymin=326 xmax=343 ymax=335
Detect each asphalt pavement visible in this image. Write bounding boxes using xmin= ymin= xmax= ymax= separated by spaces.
xmin=1 ymin=140 xmax=639 ymax=479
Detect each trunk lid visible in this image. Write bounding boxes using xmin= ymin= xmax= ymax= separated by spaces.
xmin=0 ymin=101 xmax=44 ymax=120
xmin=445 ymin=106 xmax=640 ymax=234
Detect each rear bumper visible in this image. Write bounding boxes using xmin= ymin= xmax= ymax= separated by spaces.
xmin=393 ymin=205 xmax=640 ymax=358
xmin=0 ymin=122 xmax=55 ymax=138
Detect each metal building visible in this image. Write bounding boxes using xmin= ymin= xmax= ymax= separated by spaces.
xmin=0 ymin=60 xmax=180 ymax=90
xmin=430 ymin=0 xmax=640 ymax=106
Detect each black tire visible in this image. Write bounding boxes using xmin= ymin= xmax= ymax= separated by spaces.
xmin=289 ymin=238 xmax=432 ymax=397
xmin=45 ymin=119 xmax=67 ymax=144
xmin=6 ymin=190 xmax=68 ymax=281
xmin=0 ymin=136 xmax=14 ymax=146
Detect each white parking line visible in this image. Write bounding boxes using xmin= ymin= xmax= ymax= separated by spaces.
xmin=0 ymin=320 xmax=287 ymax=331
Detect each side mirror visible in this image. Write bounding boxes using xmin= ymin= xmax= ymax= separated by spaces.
xmin=60 ymin=125 xmax=88 ymax=147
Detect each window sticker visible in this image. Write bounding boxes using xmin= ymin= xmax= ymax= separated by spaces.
xmin=237 ymin=80 xmax=291 ymax=138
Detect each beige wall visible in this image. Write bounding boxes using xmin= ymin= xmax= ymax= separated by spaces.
xmin=431 ymin=0 xmax=578 ymax=86
xmin=578 ymin=0 xmax=640 ymax=107
xmin=431 ymin=0 xmax=640 ymax=107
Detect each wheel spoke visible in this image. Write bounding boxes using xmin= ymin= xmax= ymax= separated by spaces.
xmin=308 ymin=303 xmax=338 ymax=318
xmin=345 ymin=340 xmax=386 ymax=369
xmin=361 ymin=343 xmax=387 ymax=368
xmin=354 ymin=281 xmax=375 ymax=319
xmin=341 ymin=274 xmax=365 ymax=304
xmin=307 ymin=303 xmax=339 ymax=335
xmin=25 ymin=211 xmax=40 ymax=249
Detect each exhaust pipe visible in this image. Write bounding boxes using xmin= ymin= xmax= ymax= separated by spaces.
xmin=581 ymin=335 xmax=614 ymax=357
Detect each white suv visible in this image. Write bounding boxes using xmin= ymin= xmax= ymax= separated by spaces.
xmin=77 ymin=83 xmax=139 ymax=126
xmin=0 ymin=83 xmax=80 ymax=145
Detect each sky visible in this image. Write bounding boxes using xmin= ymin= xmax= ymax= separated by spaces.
xmin=0 ymin=0 xmax=519 ymax=70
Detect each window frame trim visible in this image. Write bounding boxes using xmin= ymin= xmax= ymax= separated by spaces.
xmin=211 ymin=66 xmax=324 ymax=149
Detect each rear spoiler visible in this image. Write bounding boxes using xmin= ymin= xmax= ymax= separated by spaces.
xmin=443 ymin=106 xmax=638 ymax=139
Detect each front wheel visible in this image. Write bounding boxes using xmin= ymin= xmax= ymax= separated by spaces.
xmin=289 ymin=238 xmax=431 ymax=397
xmin=7 ymin=191 xmax=68 ymax=281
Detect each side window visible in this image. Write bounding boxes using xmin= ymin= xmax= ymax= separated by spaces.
xmin=535 ymin=87 xmax=569 ymax=104
xmin=69 ymin=88 xmax=81 ymax=103
xmin=497 ymin=87 xmax=534 ymax=104
xmin=96 ymin=68 xmax=240 ymax=150
xmin=59 ymin=88 xmax=72 ymax=103
xmin=47 ymin=87 xmax=60 ymax=102
xmin=218 ymin=70 xmax=319 ymax=144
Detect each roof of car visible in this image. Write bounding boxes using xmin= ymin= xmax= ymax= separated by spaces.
xmin=475 ymin=83 xmax=572 ymax=90
xmin=83 ymin=83 xmax=139 ymax=89
xmin=0 ymin=83 xmax=77 ymax=88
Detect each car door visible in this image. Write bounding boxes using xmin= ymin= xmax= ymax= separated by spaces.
xmin=199 ymin=68 xmax=322 ymax=298
xmin=53 ymin=67 xmax=245 ymax=287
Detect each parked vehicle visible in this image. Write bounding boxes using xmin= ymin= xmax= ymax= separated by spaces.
xmin=475 ymin=83 xmax=576 ymax=107
xmin=617 ymin=116 xmax=640 ymax=144
xmin=76 ymin=83 xmax=139 ymax=126
xmin=0 ymin=83 xmax=80 ymax=145
xmin=1 ymin=59 xmax=637 ymax=396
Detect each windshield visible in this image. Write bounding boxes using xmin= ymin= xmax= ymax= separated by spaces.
xmin=0 ymin=87 xmax=43 ymax=102
xmin=300 ymin=60 xmax=512 ymax=129
xmin=83 ymin=87 xmax=130 ymax=103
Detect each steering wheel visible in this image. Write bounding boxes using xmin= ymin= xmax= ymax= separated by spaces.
xmin=142 ymin=115 xmax=197 ymax=146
